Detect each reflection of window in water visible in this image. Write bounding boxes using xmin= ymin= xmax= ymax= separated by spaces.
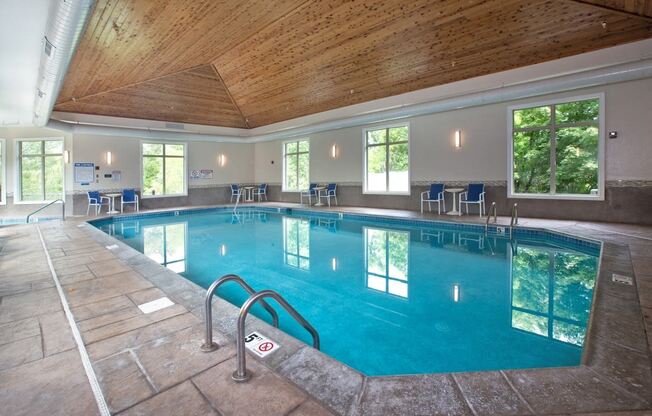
xmin=365 ymin=228 xmax=409 ymax=298
xmin=143 ymin=223 xmax=187 ymax=273
xmin=511 ymin=245 xmax=597 ymax=346
xmin=283 ymin=217 xmax=310 ymax=270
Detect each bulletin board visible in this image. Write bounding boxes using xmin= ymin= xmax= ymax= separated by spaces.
xmin=74 ymin=162 xmax=95 ymax=184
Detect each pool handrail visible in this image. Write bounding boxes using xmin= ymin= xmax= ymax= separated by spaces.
xmin=509 ymin=203 xmax=519 ymax=239
xmin=26 ymin=199 xmax=65 ymax=223
xmin=232 ymin=289 xmax=320 ymax=382
xmin=201 ymin=274 xmax=279 ymax=352
xmin=485 ymin=202 xmax=497 ymax=234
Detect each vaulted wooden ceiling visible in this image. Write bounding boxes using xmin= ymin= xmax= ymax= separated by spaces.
xmin=55 ymin=0 xmax=652 ymax=128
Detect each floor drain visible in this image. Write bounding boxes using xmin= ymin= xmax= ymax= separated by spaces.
xmin=612 ymin=274 xmax=633 ymax=285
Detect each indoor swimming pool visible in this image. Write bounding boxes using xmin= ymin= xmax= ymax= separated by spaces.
xmin=92 ymin=208 xmax=600 ymax=376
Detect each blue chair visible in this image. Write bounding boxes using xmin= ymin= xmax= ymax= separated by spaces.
xmin=300 ymin=183 xmax=318 ymax=204
xmin=319 ymin=183 xmax=338 ymax=207
xmin=121 ymin=188 xmax=139 ymax=212
xmin=86 ymin=191 xmax=109 ymax=216
xmin=459 ymin=183 xmax=485 ymax=216
xmin=420 ymin=183 xmax=445 ymax=214
xmin=230 ymin=184 xmax=241 ymax=203
xmin=253 ymin=183 xmax=268 ymax=202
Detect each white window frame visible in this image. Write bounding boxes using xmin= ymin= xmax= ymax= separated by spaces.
xmin=363 ymin=226 xmax=410 ymax=299
xmin=282 ymin=138 xmax=310 ymax=192
xmin=362 ymin=122 xmax=411 ymax=195
xmin=0 ymin=138 xmax=6 ymax=205
xmin=14 ymin=137 xmax=65 ymax=204
xmin=140 ymin=141 xmax=188 ymax=199
xmin=507 ymin=93 xmax=605 ymax=201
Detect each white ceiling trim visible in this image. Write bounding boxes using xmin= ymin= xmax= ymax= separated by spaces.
xmin=50 ymin=38 xmax=652 ymax=143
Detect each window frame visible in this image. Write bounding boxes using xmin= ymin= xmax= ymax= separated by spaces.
xmin=507 ymin=93 xmax=605 ymax=201
xmin=0 ymin=138 xmax=5 ymax=205
xmin=362 ymin=122 xmax=411 ymax=195
xmin=14 ymin=137 xmax=65 ymax=204
xmin=282 ymin=138 xmax=310 ymax=193
xmin=140 ymin=141 xmax=188 ymax=199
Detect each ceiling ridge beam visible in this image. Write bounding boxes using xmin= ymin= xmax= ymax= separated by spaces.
xmin=210 ymin=64 xmax=250 ymax=128
xmin=564 ymin=0 xmax=652 ymax=22
xmin=55 ymin=63 xmax=211 ymax=106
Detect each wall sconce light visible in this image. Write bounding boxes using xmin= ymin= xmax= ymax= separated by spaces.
xmin=453 ymin=284 xmax=460 ymax=302
xmin=218 ymin=154 xmax=226 ymax=167
xmin=63 ymin=150 xmax=70 ymax=164
xmin=330 ymin=144 xmax=339 ymax=159
xmin=106 ymin=151 xmax=113 ymax=165
xmin=331 ymin=257 xmax=338 ymax=271
xmin=220 ymin=244 xmax=227 ymax=256
xmin=454 ymin=130 xmax=461 ymax=149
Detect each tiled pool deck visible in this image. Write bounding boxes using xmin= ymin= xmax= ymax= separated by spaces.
xmin=1 ymin=203 xmax=651 ymax=415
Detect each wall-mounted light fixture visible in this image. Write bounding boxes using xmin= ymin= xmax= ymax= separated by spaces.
xmin=454 ymin=130 xmax=461 ymax=149
xmin=331 ymin=257 xmax=338 ymax=271
xmin=218 ymin=154 xmax=226 ymax=167
xmin=453 ymin=284 xmax=460 ymax=302
xmin=63 ymin=150 xmax=70 ymax=164
xmin=106 ymin=151 xmax=112 ymax=165
xmin=220 ymin=244 xmax=227 ymax=256
xmin=330 ymin=144 xmax=339 ymax=159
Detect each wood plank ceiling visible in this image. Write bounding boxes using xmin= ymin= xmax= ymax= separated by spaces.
xmin=54 ymin=0 xmax=652 ymax=128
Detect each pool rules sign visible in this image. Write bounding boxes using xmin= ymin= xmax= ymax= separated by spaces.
xmin=244 ymin=331 xmax=280 ymax=358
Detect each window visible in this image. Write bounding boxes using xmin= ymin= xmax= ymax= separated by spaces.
xmin=364 ymin=124 xmax=409 ymax=194
xmin=283 ymin=139 xmax=309 ymax=191
xmin=141 ymin=142 xmax=186 ymax=197
xmin=0 ymin=139 xmax=5 ymax=205
xmin=365 ymin=227 xmax=409 ymax=298
xmin=17 ymin=139 xmax=64 ymax=202
xmin=509 ymin=95 xmax=603 ymax=199
xmin=143 ymin=223 xmax=187 ymax=273
xmin=283 ymin=217 xmax=310 ymax=270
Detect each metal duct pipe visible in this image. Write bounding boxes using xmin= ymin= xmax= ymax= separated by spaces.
xmin=33 ymin=0 xmax=95 ymax=126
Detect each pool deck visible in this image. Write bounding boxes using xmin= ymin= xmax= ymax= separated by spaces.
xmin=1 ymin=203 xmax=651 ymax=415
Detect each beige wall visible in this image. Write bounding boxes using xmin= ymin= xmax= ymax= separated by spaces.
xmin=255 ymin=77 xmax=652 ymax=185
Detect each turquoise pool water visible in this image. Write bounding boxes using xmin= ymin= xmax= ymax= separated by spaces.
xmin=93 ymin=208 xmax=600 ymax=376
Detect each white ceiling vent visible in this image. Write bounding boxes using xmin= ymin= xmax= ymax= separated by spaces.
xmin=165 ymin=122 xmax=186 ymax=130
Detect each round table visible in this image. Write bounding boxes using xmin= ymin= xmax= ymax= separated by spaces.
xmin=445 ymin=188 xmax=465 ymax=216
xmin=242 ymin=186 xmax=255 ymax=202
xmin=104 ymin=193 xmax=122 ymax=214
xmin=313 ymin=187 xmax=327 ymax=206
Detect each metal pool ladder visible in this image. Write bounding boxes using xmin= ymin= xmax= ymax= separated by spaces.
xmin=201 ymin=274 xmax=279 ymax=352
xmin=233 ymin=289 xmax=319 ymax=382
xmin=485 ymin=202 xmax=497 ymax=234
xmin=509 ymin=203 xmax=519 ymax=239
xmin=201 ymin=274 xmax=320 ymax=383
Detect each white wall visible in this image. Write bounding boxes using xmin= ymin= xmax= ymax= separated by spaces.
xmin=255 ymin=77 xmax=652 ymax=185
xmin=72 ymin=134 xmax=255 ymax=192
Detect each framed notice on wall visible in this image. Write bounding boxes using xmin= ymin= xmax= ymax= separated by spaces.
xmin=190 ymin=169 xmax=213 ymax=180
xmin=74 ymin=162 xmax=95 ymax=184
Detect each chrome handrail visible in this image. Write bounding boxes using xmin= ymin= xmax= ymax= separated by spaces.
xmin=509 ymin=203 xmax=519 ymax=239
xmin=201 ymin=274 xmax=279 ymax=352
xmin=26 ymin=199 xmax=65 ymax=223
xmin=484 ymin=202 xmax=497 ymax=234
xmin=233 ymin=289 xmax=319 ymax=382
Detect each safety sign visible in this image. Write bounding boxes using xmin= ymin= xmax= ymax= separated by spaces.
xmin=244 ymin=331 xmax=280 ymax=358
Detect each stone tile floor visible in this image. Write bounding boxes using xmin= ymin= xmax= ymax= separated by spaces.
xmin=1 ymin=203 xmax=651 ymax=415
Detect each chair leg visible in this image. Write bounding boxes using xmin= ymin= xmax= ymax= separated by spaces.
xmin=420 ymin=201 xmax=423 ymax=214
xmin=437 ymin=201 xmax=441 ymax=215
xmin=86 ymin=205 xmax=90 ymax=216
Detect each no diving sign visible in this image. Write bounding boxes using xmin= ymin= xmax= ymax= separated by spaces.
xmin=244 ymin=331 xmax=280 ymax=358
